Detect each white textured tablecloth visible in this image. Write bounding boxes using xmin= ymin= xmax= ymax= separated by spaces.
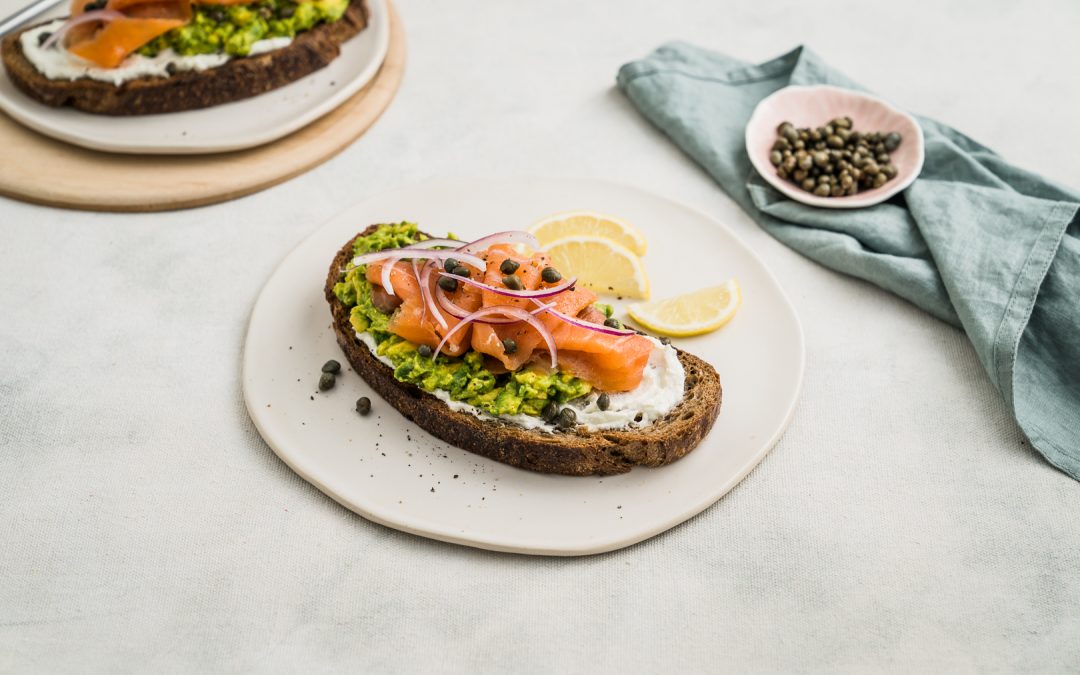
xmin=2 ymin=0 xmax=1079 ymax=671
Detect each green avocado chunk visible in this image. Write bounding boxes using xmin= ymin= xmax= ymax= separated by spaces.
xmin=138 ymin=0 xmax=350 ymax=58
xmin=332 ymin=223 xmax=595 ymax=419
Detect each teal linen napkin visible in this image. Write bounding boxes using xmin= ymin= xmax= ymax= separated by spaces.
xmin=617 ymin=44 xmax=1080 ymax=480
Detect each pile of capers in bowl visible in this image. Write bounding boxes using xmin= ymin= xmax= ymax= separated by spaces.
xmin=770 ymin=118 xmax=902 ymax=197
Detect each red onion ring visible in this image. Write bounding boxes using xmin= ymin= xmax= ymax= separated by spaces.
xmin=351 ymin=248 xmax=485 ymax=270
xmin=416 ymin=259 xmax=447 ymax=331
xmin=457 ymin=231 xmax=540 ymax=255
xmin=438 ymin=271 xmax=577 ymax=299
xmin=42 ymin=10 xmax=125 ymax=50
xmin=381 ymin=259 xmax=397 ymax=297
xmin=434 ymin=306 xmax=557 ymax=368
xmin=543 ymin=307 xmax=636 ymax=336
xmin=435 ymin=286 xmax=552 ymax=324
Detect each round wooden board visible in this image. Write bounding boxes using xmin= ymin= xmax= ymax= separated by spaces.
xmin=0 ymin=1 xmax=404 ymax=212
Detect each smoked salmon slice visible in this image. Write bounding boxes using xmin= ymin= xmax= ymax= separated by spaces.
xmin=65 ymin=0 xmax=191 ymax=68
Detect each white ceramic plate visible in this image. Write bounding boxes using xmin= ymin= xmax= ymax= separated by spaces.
xmin=242 ymin=177 xmax=805 ymax=555
xmin=745 ymin=84 xmax=925 ymax=208
xmin=0 ymin=0 xmax=389 ymax=154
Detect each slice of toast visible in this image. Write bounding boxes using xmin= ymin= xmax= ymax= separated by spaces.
xmin=0 ymin=0 xmax=368 ymax=115
xmin=324 ymin=227 xmax=723 ymax=476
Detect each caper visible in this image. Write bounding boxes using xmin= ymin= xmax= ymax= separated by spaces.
xmin=772 ymin=138 xmax=790 ymax=152
xmin=882 ymin=163 xmax=898 ymax=179
xmin=769 ymin=151 xmax=783 ymax=166
xmin=884 ymin=132 xmax=902 ymax=152
xmin=165 ymin=63 xmax=177 ymax=76
xmin=603 ymin=317 xmax=622 ymax=329
xmin=777 ymin=121 xmax=794 ymax=134
xmin=876 ymin=153 xmax=890 ymax=164
xmin=438 ymin=276 xmax=458 ymax=292
xmin=813 ymin=184 xmax=831 ymax=197
xmin=826 ymin=135 xmax=844 ymax=149
xmin=318 ymin=372 xmax=336 ymax=391
xmin=556 ymin=407 xmax=577 ymax=429
xmin=501 ymin=338 xmax=517 ymax=354
xmin=793 ymin=169 xmax=808 ymax=182
xmin=322 ymin=359 xmax=341 ymax=374
xmin=794 ymin=140 xmax=806 ymax=150
xmin=417 ymin=344 xmax=432 ymax=358
xmin=781 ymin=126 xmax=798 ymax=143
xmin=499 ymin=259 xmax=519 ymax=275
xmin=797 ymin=153 xmax=813 ymax=171
xmin=450 ymin=265 xmax=470 ymax=278
xmin=443 ymin=258 xmax=459 ymax=273
xmin=355 ymin=397 xmax=371 ymax=415
xmin=873 ymin=172 xmax=888 ymax=188
xmin=597 ymin=393 xmax=611 ymax=411
xmin=831 ymin=185 xmax=845 ymax=197
xmin=502 ymin=275 xmax=523 ymax=290
xmin=782 ymin=156 xmax=797 ymax=172
xmin=541 ymin=401 xmax=559 ymax=422
xmin=810 ymin=129 xmax=822 ymax=142
xmin=777 ymin=167 xmax=789 ymax=180
xmin=541 ymin=267 xmax=562 ymax=283
xmin=812 ymin=151 xmax=829 ymax=167
xmin=801 ymin=178 xmax=817 ymax=191
xmin=862 ymin=160 xmax=880 ymax=176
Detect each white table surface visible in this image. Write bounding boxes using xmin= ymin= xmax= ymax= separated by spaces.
xmin=2 ymin=0 xmax=1079 ymax=671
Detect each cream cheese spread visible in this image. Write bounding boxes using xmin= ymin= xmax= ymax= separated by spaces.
xmin=354 ymin=332 xmax=686 ymax=432
xmin=20 ymin=20 xmax=292 ymax=85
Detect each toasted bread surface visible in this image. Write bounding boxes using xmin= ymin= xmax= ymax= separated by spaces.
xmin=0 ymin=0 xmax=368 ymax=115
xmin=324 ymin=227 xmax=723 ymax=476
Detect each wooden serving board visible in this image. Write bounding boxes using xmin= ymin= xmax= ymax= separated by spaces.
xmin=0 ymin=1 xmax=404 ymax=212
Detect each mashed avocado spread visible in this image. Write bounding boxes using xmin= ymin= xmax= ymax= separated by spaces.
xmin=138 ymin=0 xmax=349 ymax=58
xmin=332 ymin=222 xmax=593 ymax=418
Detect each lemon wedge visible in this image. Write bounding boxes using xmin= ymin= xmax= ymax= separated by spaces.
xmin=627 ymin=280 xmax=742 ymax=336
xmin=543 ymin=236 xmax=650 ymax=299
xmin=530 ymin=211 xmax=648 ymax=256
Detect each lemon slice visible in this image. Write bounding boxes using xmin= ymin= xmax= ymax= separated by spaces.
xmin=627 ymin=280 xmax=741 ymax=337
xmin=543 ymin=236 xmax=650 ymax=299
xmin=530 ymin=211 xmax=648 ymax=256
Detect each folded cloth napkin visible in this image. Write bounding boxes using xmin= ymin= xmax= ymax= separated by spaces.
xmin=617 ymin=44 xmax=1080 ymax=480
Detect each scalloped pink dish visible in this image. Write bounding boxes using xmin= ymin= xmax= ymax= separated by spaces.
xmin=745 ymin=85 xmax=925 ymax=209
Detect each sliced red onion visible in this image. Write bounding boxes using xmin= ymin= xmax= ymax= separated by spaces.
xmin=381 ymin=258 xmax=397 ymax=297
xmin=457 ymin=231 xmax=540 ymax=255
xmin=42 ymin=10 xmax=125 ymax=50
xmin=438 ymin=271 xmax=577 ymax=299
xmin=545 ymin=307 xmax=636 ymax=336
xmin=416 ymin=259 xmax=447 ymax=331
xmin=434 ymin=306 xmax=557 ymax=368
xmin=435 ymin=287 xmax=551 ymax=324
xmin=350 ymin=248 xmax=485 ymax=270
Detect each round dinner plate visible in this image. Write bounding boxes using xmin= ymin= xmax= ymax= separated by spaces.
xmin=0 ymin=0 xmax=389 ymax=154
xmin=242 ymin=177 xmax=805 ymax=556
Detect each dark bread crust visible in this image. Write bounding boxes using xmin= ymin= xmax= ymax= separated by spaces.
xmin=0 ymin=0 xmax=368 ymax=115
xmin=324 ymin=227 xmax=723 ymax=476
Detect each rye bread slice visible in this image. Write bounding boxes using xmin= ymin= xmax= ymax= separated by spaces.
xmin=324 ymin=227 xmax=723 ymax=476
xmin=0 ymin=0 xmax=368 ymax=115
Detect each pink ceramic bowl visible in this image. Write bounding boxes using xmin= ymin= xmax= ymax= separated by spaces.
xmin=745 ymin=85 xmax=925 ymax=209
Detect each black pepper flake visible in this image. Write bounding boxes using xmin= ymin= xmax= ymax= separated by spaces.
xmin=453 ymin=474 xmax=459 ymax=479
xmin=430 ymin=487 xmax=435 ymax=493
